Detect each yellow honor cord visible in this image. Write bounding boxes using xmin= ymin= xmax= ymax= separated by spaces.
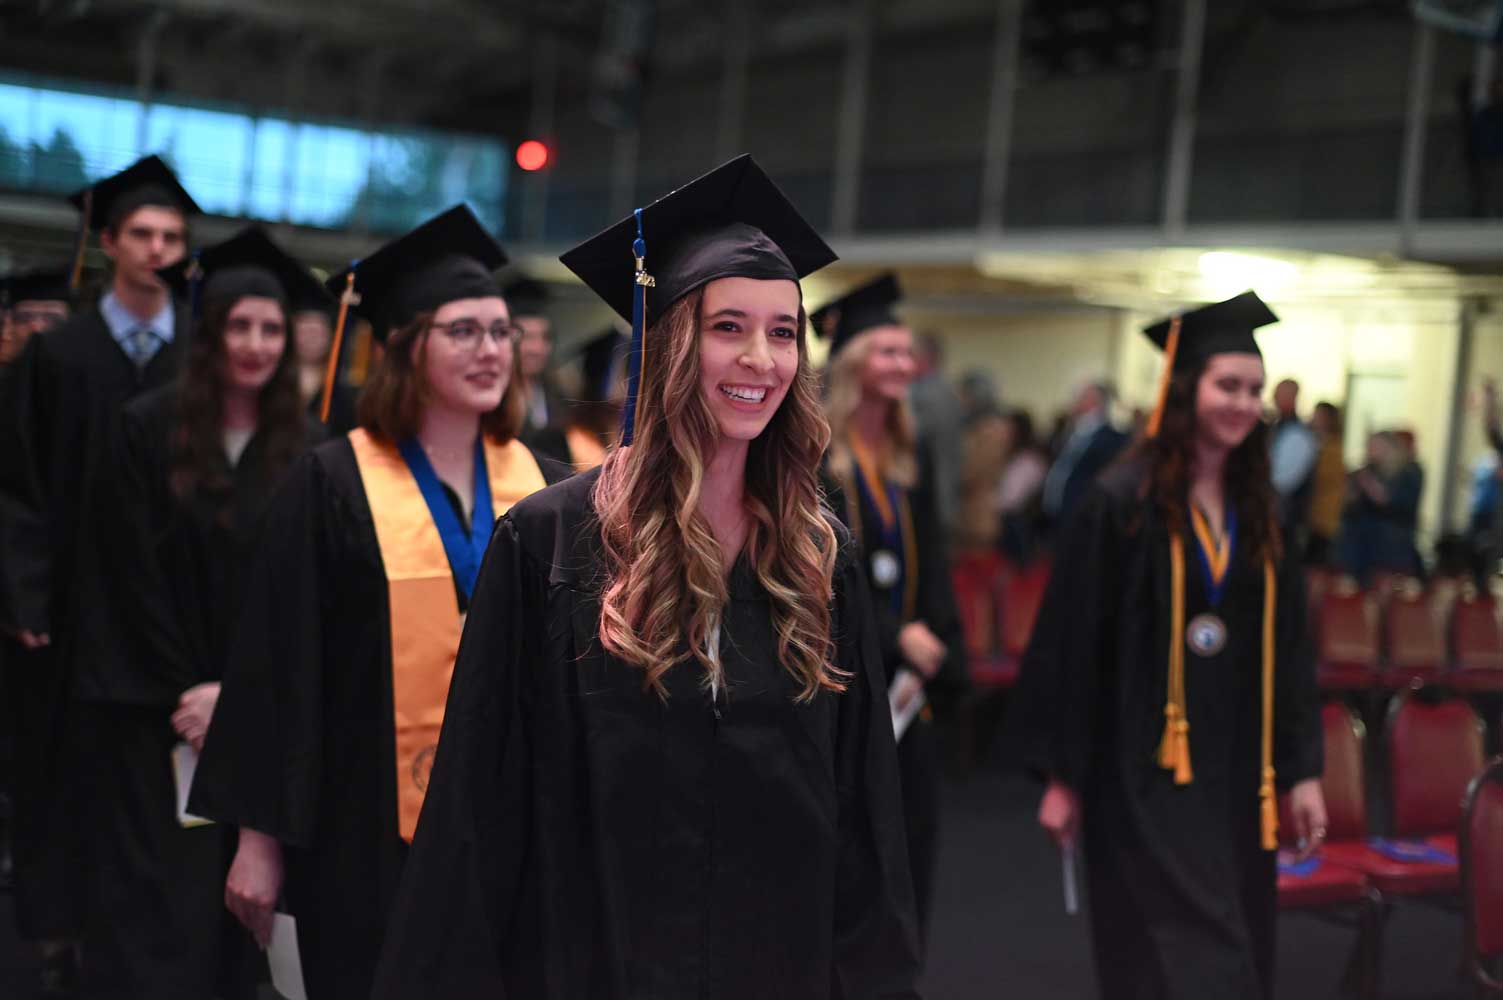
xmin=847 ymin=433 xmax=897 ymax=529
xmin=1260 ymin=557 xmax=1279 ymax=851
xmin=1160 ymin=533 xmax=1193 ymax=784
xmin=1162 ymin=530 xmax=1281 ymax=849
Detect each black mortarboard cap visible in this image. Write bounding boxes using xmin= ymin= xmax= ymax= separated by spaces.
xmin=502 ymin=276 xmax=551 ymax=318
xmin=559 ymin=154 xmax=837 ymax=443
xmin=810 ymin=273 xmax=903 ymax=358
xmin=157 ymin=225 xmax=329 ymax=320
xmin=68 ymin=155 xmax=200 ymax=233
xmin=1142 ymin=290 xmax=1278 ymax=437
xmin=2 ymin=268 xmax=74 ymax=308
xmin=1143 ymin=290 xmax=1277 ymax=373
xmin=573 ymin=328 xmax=628 ymax=404
xmin=325 ymin=204 xmax=507 ymax=344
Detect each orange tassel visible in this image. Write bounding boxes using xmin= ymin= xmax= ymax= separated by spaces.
xmin=1146 ymin=316 xmax=1181 ymax=439
xmin=320 ymin=272 xmax=358 ymax=424
xmin=1172 ymin=721 xmax=1194 ymax=785
xmin=1158 ymin=703 xmax=1179 ymax=771
xmin=1260 ymin=558 xmax=1279 ymax=851
xmin=1259 ymin=771 xmax=1279 ymax=851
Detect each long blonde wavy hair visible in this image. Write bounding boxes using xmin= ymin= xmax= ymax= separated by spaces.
xmin=822 ymin=328 xmax=919 ymax=488
xmin=591 ymin=286 xmax=845 ymax=702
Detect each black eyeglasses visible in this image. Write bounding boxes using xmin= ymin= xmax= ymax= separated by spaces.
xmin=428 ymin=319 xmax=520 ymax=352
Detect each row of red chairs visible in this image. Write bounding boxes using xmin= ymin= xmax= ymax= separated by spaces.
xmin=952 ymin=553 xmax=1503 ymax=696
xmin=1313 ymin=580 xmax=1503 ymax=694
xmin=1276 ymin=694 xmax=1502 ymax=997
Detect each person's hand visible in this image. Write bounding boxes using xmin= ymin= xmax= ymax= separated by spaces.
xmin=225 ymin=828 xmax=283 ymax=949
xmin=6 ymin=627 xmax=50 ymax=650
xmin=172 ymin=682 xmax=221 ymax=753
xmin=898 ymin=622 xmax=947 ymax=679
xmin=890 ymin=669 xmax=925 ymax=714
xmin=1288 ymin=779 xmax=1328 ymax=862
xmin=1038 ymin=778 xmax=1080 ymax=847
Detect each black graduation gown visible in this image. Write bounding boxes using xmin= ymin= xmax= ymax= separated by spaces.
xmin=187 ymin=434 xmax=571 ymax=1000
xmin=372 ymin=468 xmax=922 ymax=1000
xmin=1010 ymin=460 xmax=1323 ymax=1000
xmin=0 ymin=305 xmax=184 ymax=940
xmin=821 ymin=449 xmax=967 ymax=951
xmin=74 ymin=385 xmax=327 ymax=998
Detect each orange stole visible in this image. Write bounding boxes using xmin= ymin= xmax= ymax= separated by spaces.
xmin=348 ymin=428 xmax=547 ymax=841
xmin=564 ymin=425 xmax=608 ymax=472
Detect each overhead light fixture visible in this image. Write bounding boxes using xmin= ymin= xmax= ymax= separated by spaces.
xmin=1197 ymin=251 xmax=1299 ymax=300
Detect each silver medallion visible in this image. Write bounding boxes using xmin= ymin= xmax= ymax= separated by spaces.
xmin=1186 ymin=613 xmax=1228 ymax=658
xmin=871 ymin=549 xmax=901 ymax=589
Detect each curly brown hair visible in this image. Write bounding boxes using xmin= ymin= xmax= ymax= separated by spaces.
xmin=592 ymin=287 xmax=845 ymax=703
xmin=171 ymin=295 xmax=304 ymax=518
xmin=356 ymin=312 xmax=524 ymax=443
xmin=1137 ymin=360 xmax=1282 ymax=565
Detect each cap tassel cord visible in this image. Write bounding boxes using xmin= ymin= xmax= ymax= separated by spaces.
xmin=320 ymin=268 xmax=359 ymax=424
xmin=1159 ymin=532 xmax=1193 ymax=785
xmin=1260 ymin=556 xmax=1279 ymax=851
xmin=1146 ymin=315 xmax=1181 ymax=439
xmin=69 ymin=189 xmax=93 ymax=293
xmin=622 ymin=207 xmax=653 ymax=447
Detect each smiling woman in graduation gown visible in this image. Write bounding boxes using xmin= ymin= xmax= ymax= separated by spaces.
xmin=187 ymin=206 xmax=570 ymax=1000
xmin=374 ymin=156 xmax=921 ymax=1000
xmin=95 ymin=227 xmax=329 ymax=998
xmin=813 ymin=273 xmax=967 ymax=951
xmin=1010 ymin=293 xmax=1325 ymax=1000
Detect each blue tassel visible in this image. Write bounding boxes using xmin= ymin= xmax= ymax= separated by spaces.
xmin=622 ymin=207 xmax=650 ymax=447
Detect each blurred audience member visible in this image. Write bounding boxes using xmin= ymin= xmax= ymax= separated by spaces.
xmin=994 ymin=409 xmax=1049 ymax=563
xmin=956 ymin=408 xmax=1008 ymax=551
xmin=1269 ymin=378 xmax=1318 ymax=551
xmin=1040 ymin=380 xmax=1126 ymax=532
xmin=294 ymin=307 xmax=357 ymax=434
xmin=1304 ymin=401 xmax=1346 ymax=565
xmin=1338 ymin=430 xmax=1423 ymax=583
xmin=957 ymin=368 xmax=1001 ymax=423
xmin=909 ymin=332 xmax=964 ymax=536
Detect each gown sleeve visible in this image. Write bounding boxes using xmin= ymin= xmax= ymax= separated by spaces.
xmin=372 ymin=514 xmax=540 ymax=999
xmin=910 ymin=453 xmax=969 ymax=707
xmin=1008 ymin=486 xmax=1122 ymax=790
xmin=187 ymin=451 xmax=331 ymax=847
xmin=1272 ymin=549 xmax=1322 ymax=789
xmin=0 ymin=337 xmax=54 ymax=633
xmin=108 ymin=401 xmax=197 ymax=700
xmin=830 ymin=542 xmax=924 ymax=1000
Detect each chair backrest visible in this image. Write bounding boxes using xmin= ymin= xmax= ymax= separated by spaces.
xmin=1320 ymin=702 xmax=1368 ymax=841
xmin=1318 ymin=589 xmax=1380 ymax=668
xmin=1387 ymin=692 xmax=1487 ymax=837
xmin=1386 ymin=590 xmax=1446 ymax=672
xmin=951 ymin=556 xmax=1000 ymax=660
xmin=1453 ymin=594 xmax=1503 ymax=673
xmin=998 ymin=562 xmax=1050 ymax=658
xmin=1284 ymin=701 xmax=1367 ymax=843
xmin=1369 ymin=570 xmax=1411 ymax=607
xmin=1462 ymin=758 xmax=1503 ymax=968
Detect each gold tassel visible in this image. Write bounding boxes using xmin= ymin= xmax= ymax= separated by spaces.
xmin=320 ymin=272 xmax=359 ymax=424
xmin=1260 ymin=558 xmax=1279 ymax=850
xmin=1160 ymin=532 xmax=1192 ymax=785
xmin=69 ymin=188 xmax=93 ymax=293
xmin=1146 ymin=316 xmax=1181 ymax=439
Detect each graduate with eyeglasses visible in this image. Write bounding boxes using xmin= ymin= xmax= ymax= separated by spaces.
xmin=1010 ymin=292 xmax=1326 ymax=1000
xmin=186 ymin=206 xmax=570 ymax=1000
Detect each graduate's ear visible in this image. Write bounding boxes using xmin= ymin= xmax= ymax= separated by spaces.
xmin=98 ymin=226 xmax=119 ymax=264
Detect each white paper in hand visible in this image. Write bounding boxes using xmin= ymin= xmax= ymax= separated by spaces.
xmin=888 ymin=678 xmax=927 ymax=742
xmin=269 ymin=913 xmax=308 ymax=1000
xmin=170 ymin=743 xmax=212 ymax=828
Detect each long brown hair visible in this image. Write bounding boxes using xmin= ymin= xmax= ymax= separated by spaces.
xmin=592 ymin=288 xmax=844 ymax=702
xmin=357 ymin=312 xmax=525 ymax=443
xmin=1136 ymin=360 xmax=1281 ymax=564
xmin=171 ymin=294 xmax=304 ymax=515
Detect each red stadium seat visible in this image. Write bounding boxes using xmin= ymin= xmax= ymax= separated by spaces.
xmin=970 ymin=560 xmax=1049 ymax=690
xmin=1381 ymin=588 xmax=1447 ymax=689
xmin=951 ymin=552 xmax=1003 ymax=664
xmin=1317 ymin=587 xmax=1381 ymax=692
xmin=1451 ymin=593 xmax=1503 ymax=695
xmin=1276 ymin=703 xmax=1378 ymax=999
xmin=1323 ymin=692 xmax=1486 ymax=898
xmin=1461 ymin=758 xmax=1503 ymax=996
